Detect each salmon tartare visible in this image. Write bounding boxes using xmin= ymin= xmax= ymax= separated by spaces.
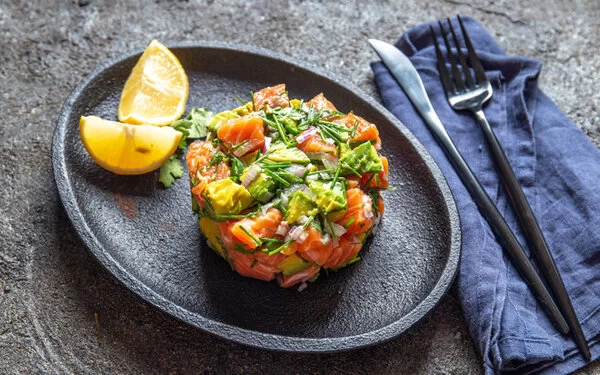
xmin=186 ymin=84 xmax=388 ymax=289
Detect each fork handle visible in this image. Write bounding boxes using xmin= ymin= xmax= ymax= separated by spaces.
xmin=474 ymin=110 xmax=590 ymax=359
xmin=429 ymin=117 xmax=569 ymax=335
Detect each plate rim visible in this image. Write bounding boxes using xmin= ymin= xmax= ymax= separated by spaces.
xmin=52 ymin=41 xmax=461 ymax=353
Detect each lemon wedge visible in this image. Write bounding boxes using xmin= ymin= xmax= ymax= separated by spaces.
xmin=80 ymin=116 xmax=182 ymax=175
xmin=117 ymin=40 xmax=189 ymax=126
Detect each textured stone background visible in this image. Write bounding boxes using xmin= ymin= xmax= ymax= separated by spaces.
xmin=1 ymin=0 xmax=599 ymax=373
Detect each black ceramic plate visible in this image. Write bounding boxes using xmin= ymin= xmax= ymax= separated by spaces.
xmin=52 ymin=42 xmax=460 ymax=352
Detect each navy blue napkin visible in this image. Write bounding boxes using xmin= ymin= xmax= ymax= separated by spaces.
xmin=371 ymin=16 xmax=600 ymax=374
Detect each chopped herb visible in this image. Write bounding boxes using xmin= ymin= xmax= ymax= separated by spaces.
xmin=276 ymin=201 xmax=288 ymax=216
xmin=307 ymin=169 xmax=334 ymax=175
xmin=363 ymin=172 xmax=376 ymax=188
xmin=215 ymin=237 xmax=234 ymax=269
xmin=327 ymin=218 xmax=339 ymax=239
xmin=331 ymin=164 xmax=342 ymax=187
xmin=239 ymin=225 xmax=262 ymax=246
xmin=340 ymin=161 xmax=362 ymax=177
xmin=260 ymin=161 xmax=292 ymax=169
xmin=260 ymin=237 xmax=285 ymax=244
xmin=232 ymin=243 xmax=254 ymax=255
xmin=230 ymin=158 xmax=245 ymax=182
xmin=312 ymin=216 xmax=323 ymax=233
xmin=272 ymin=115 xmax=290 ymax=145
xmin=343 ymin=217 xmax=356 ymax=228
xmin=267 ymin=240 xmax=295 ymax=256
xmin=351 ymin=120 xmax=359 ymax=138
xmin=301 ymin=215 xmax=315 ymax=230
xmin=250 ymin=259 xmax=258 ymax=268
xmin=235 ymin=95 xmax=246 ymax=105
xmin=264 ymin=169 xmax=291 ymax=188
xmin=216 ymin=212 xmax=257 ymax=221
xmin=230 ymin=140 xmax=249 ymax=151
xmin=158 ymin=155 xmax=184 ymax=188
xmin=208 ymin=152 xmax=228 ymax=168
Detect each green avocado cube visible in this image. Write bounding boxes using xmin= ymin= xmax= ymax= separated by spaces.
xmin=204 ymin=179 xmax=253 ymax=216
xmin=247 ymin=173 xmax=277 ymax=203
xmin=338 ymin=143 xmax=351 ymax=158
xmin=339 ymin=141 xmax=383 ymax=176
xmin=267 ymin=144 xmax=310 ymax=165
xmin=277 ymin=254 xmax=309 ymax=276
xmin=280 ymin=117 xmax=300 ymax=135
xmin=286 ymin=190 xmax=318 ymax=224
xmin=207 ymin=110 xmax=240 ymax=132
xmin=307 ymin=180 xmax=347 ymax=214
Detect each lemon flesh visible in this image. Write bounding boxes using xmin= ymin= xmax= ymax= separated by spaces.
xmin=118 ymin=40 xmax=189 ymax=126
xmin=80 ymin=115 xmax=182 ymax=175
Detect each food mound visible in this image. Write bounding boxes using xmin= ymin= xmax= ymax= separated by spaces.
xmin=186 ymin=84 xmax=389 ymax=289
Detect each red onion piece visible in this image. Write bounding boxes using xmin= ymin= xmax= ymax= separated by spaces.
xmin=276 ymin=221 xmax=290 ymax=236
xmin=288 ymin=163 xmax=307 ymax=177
xmin=297 ymin=215 xmax=309 ymax=225
xmin=321 ymin=154 xmax=339 ymax=170
xmin=363 ymin=194 xmax=374 ymax=219
xmin=297 ymin=231 xmax=309 ymax=244
xmin=262 ymin=136 xmax=272 ymax=153
xmin=286 ymin=226 xmax=306 ymax=241
xmin=296 ymin=127 xmax=317 ymax=143
xmin=320 ymin=233 xmax=331 ymax=245
xmin=331 ymin=223 xmax=347 ymax=237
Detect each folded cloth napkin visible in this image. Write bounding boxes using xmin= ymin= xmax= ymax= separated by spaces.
xmin=371 ymin=16 xmax=600 ymax=374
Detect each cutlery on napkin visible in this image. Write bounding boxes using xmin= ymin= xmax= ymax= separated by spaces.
xmin=371 ymin=16 xmax=600 ymax=374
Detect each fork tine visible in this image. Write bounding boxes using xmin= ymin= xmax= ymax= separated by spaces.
xmin=430 ymin=25 xmax=455 ymax=95
xmin=447 ymin=17 xmax=475 ymax=88
xmin=438 ymin=20 xmax=465 ymax=91
xmin=457 ymin=14 xmax=487 ymax=84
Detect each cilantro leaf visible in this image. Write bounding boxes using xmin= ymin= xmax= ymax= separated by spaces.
xmin=187 ymin=108 xmax=213 ymax=139
xmin=158 ymin=155 xmax=184 ymax=188
xmin=170 ymin=119 xmax=191 ymax=148
xmin=160 ymin=108 xmax=214 ymax=188
xmin=169 ymin=107 xmax=214 ymax=148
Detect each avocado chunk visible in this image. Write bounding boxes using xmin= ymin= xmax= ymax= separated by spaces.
xmin=199 ymin=217 xmax=226 ymax=258
xmin=331 ymin=256 xmax=361 ymax=271
xmin=307 ymin=180 xmax=347 ymax=214
xmin=280 ymin=116 xmax=300 ymax=135
xmin=339 ymin=141 xmax=383 ymax=176
xmin=207 ymin=110 xmax=240 ymax=132
xmin=204 ymin=179 xmax=253 ymax=216
xmin=247 ymin=173 xmax=277 ymax=203
xmin=240 ymin=149 xmax=260 ymax=165
xmin=338 ymin=143 xmax=351 ymax=159
xmin=277 ymin=253 xmax=309 ymax=276
xmin=290 ymin=99 xmax=302 ymax=109
xmin=267 ymin=144 xmax=310 ymax=165
xmin=286 ymin=190 xmax=318 ymax=224
xmin=232 ymin=102 xmax=254 ymax=116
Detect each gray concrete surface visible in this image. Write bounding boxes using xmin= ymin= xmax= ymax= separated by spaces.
xmin=1 ymin=0 xmax=599 ymax=373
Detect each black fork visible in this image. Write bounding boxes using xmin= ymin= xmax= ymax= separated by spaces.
xmin=431 ymin=15 xmax=590 ymax=361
